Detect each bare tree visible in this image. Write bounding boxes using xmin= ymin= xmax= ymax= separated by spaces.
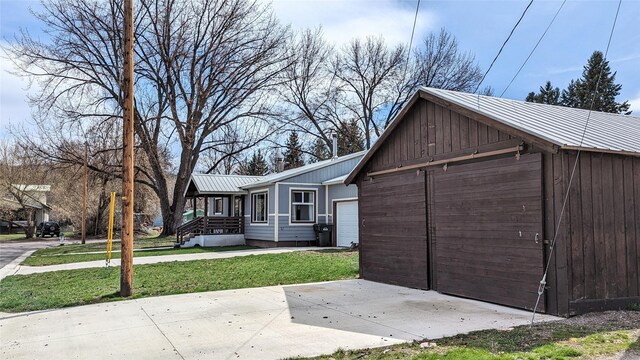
xmin=199 ymin=121 xmax=276 ymax=175
xmin=280 ymin=28 xmax=343 ymax=155
xmin=7 ymin=0 xmax=291 ymax=235
xmin=413 ymin=28 xmax=482 ymax=93
xmin=333 ymin=36 xmax=408 ymax=148
xmin=0 ymin=142 xmax=50 ymax=238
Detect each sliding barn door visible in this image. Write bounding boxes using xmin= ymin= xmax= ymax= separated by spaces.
xmin=430 ymin=153 xmax=545 ymax=311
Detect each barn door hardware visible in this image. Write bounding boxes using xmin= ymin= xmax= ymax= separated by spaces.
xmin=366 ymin=145 xmax=524 ymax=178
xmin=535 ymin=233 xmax=540 ymax=244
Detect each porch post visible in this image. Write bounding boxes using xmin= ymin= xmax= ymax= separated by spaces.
xmin=193 ymin=196 xmax=196 ymax=215
xmin=204 ymin=195 xmax=209 ymax=217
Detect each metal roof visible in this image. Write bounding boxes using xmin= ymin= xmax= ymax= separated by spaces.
xmin=421 ymin=87 xmax=640 ymax=154
xmin=243 ymin=151 xmax=365 ymax=189
xmin=186 ymin=174 xmax=264 ymax=195
xmin=322 ymin=175 xmax=348 ymax=185
xmin=346 ymin=88 xmax=640 ymax=185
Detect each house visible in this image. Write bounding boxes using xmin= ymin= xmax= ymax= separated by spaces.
xmin=0 ymin=185 xmax=52 ymax=231
xmin=180 ymin=151 xmax=364 ymax=248
xmin=345 ymin=87 xmax=640 ymax=317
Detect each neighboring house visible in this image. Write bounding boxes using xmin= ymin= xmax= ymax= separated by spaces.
xmin=180 ymin=152 xmax=363 ymax=248
xmin=345 ymin=87 xmax=640 ymax=317
xmin=0 ymin=185 xmax=52 ymax=228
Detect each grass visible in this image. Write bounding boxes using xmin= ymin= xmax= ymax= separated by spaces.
xmin=0 ymin=250 xmax=359 ymax=312
xmin=22 ymin=245 xmax=258 ymax=266
xmin=302 ymin=311 xmax=640 ymax=360
xmin=0 ymin=233 xmax=28 ymax=241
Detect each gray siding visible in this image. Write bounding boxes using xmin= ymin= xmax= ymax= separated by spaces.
xmin=276 ymin=184 xmax=324 ymax=242
xmin=285 ymin=157 xmax=362 ymax=184
xmin=326 ymin=183 xmax=358 ymax=223
xmin=244 ymin=185 xmax=275 ymax=241
xmin=278 ymin=184 xmax=326 ymax=215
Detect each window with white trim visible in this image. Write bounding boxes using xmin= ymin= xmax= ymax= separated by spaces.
xmin=290 ymin=190 xmax=315 ymax=223
xmin=252 ymin=192 xmax=268 ymax=223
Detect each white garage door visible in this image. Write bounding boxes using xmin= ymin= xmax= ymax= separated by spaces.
xmin=336 ymin=201 xmax=359 ymax=247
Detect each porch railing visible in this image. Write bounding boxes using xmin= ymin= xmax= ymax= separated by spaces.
xmin=176 ymin=216 xmax=244 ymax=244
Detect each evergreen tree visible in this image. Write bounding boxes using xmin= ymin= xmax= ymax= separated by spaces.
xmin=337 ymin=120 xmax=365 ymax=156
xmin=527 ymin=52 xmax=630 ymax=114
xmin=309 ymin=138 xmax=330 ymax=163
xmin=571 ymin=51 xmax=630 ymax=113
xmin=235 ymin=150 xmax=269 ymax=176
xmin=283 ymin=131 xmax=305 ymax=170
xmin=525 ymin=81 xmax=560 ymax=105
xmin=560 ymin=80 xmax=579 ymax=108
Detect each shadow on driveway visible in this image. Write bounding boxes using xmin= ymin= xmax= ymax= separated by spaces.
xmin=282 ymin=280 xmax=558 ymax=341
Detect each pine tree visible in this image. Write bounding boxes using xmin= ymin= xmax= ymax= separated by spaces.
xmin=309 ymin=138 xmax=330 ymax=163
xmin=235 ymin=150 xmax=269 ymax=176
xmin=283 ymin=131 xmax=305 ymax=170
xmin=337 ymin=120 xmax=365 ymax=156
xmin=560 ymin=80 xmax=579 ymax=108
xmin=571 ymin=51 xmax=630 ymax=113
xmin=525 ymin=81 xmax=560 ymax=105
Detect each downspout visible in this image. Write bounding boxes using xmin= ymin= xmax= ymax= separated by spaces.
xmin=274 ymin=183 xmax=279 ymax=242
xmin=325 ymin=184 xmax=329 ymax=224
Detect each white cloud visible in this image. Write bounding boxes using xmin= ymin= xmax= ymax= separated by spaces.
xmin=267 ymin=0 xmax=438 ymax=46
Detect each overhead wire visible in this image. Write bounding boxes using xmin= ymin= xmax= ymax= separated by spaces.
xmin=473 ymin=0 xmax=535 ymax=94
xmin=530 ymin=0 xmax=623 ymax=326
xmin=402 ymin=0 xmax=421 ymax=82
xmin=500 ymin=0 xmax=567 ymax=97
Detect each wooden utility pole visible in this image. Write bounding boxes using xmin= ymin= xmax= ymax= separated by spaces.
xmin=82 ymin=142 xmax=88 ymax=244
xmin=120 ymin=0 xmax=135 ymax=297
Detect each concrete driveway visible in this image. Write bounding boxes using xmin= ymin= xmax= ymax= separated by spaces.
xmin=0 ymin=280 xmax=557 ymax=359
xmin=0 ymin=239 xmax=57 ymax=268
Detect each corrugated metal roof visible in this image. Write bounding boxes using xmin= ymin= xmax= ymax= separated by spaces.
xmin=346 ymin=88 xmax=640 ymax=185
xmin=421 ymin=87 xmax=640 ymax=154
xmin=188 ymin=174 xmax=264 ymax=195
xmin=322 ymin=174 xmax=348 ymax=185
xmin=243 ymin=151 xmax=365 ymax=188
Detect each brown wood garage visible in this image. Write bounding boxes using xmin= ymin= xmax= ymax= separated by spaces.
xmin=345 ymin=87 xmax=640 ymax=317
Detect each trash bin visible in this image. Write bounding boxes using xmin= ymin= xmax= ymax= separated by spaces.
xmin=313 ymin=223 xmax=332 ymax=247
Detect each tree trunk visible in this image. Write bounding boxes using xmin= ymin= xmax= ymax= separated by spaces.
xmin=24 ymin=208 xmax=35 ymax=239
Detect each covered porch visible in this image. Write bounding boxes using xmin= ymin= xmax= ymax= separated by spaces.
xmin=177 ymin=174 xmax=263 ymax=246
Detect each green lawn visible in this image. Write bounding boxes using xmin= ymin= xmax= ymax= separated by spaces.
xmin=303 ymin=311 xmax=640 ymax=360
xmin=0 ymin=233 xmax=28 ymax=241
xmin=23 ymin=245 xmax=258 ymax=266
xmin=0 ymin=250 xmax=359 ymax=312
xmin=21 ymin=235 xmax=178 ymax=266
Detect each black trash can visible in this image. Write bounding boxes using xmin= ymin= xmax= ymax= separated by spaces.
xmin=313 ymin=223 xmax=332 ymax=247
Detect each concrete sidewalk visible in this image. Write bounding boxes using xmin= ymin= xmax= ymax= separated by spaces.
xmin=6 ymin=247 xmax=335 ymax=278
xmin=0 ymin=279 xmax=558 ymax=359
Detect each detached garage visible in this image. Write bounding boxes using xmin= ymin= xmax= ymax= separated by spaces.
xmin=345 ymin=87 xmax=640 ymax=316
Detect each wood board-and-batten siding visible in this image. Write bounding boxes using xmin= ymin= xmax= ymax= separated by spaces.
xmin=550 ymin=151 xmax=640 ymax=315
xmin=356 ymin=97 xmax=640 ymax=316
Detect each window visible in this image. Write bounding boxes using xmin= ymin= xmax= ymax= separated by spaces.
xmin=233 ymin=196 xmax=242 ymax=217
xmin=214 ymin=198 xmax=223 ymax=215
xmin=291 ymin=190 xmax=315 ymax=223
xmin=252 ymin=192 xmax=268 ymax=223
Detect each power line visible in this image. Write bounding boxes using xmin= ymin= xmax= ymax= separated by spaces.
xmin=402 ymin=0 xmax=421 ymax=80
xmin=530 ymin=0 xmax=623 ymax=326
xmin=500 ymin=0 xmax=566 ymax=97
xmin=473 ymin=0 xmax=534 ymax=94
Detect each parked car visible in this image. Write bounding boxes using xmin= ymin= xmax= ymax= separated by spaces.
xmin=36 ymin=221 xmax=61 ymax=237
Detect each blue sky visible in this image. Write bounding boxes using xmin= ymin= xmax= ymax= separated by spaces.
xmin=1 ymin=0 xmax=639 ymax=135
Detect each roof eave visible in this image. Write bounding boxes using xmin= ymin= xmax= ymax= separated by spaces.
xmin=561 ymin=145 xmax=640 ymax=158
